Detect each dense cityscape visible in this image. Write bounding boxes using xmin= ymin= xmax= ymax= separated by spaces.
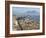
xmin=13 ymin=15 xmax=40 ymax=31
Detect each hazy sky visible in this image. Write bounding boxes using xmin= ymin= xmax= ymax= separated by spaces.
xmin=12 ymin=7 xmax=40 ymax=16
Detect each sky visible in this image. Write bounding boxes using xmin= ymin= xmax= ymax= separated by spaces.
xmin=12 ymin=7 xmax=40 ymax=16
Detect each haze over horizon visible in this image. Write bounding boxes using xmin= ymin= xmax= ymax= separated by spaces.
xmin=12 ymin=7 xmax=40 ymax=17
